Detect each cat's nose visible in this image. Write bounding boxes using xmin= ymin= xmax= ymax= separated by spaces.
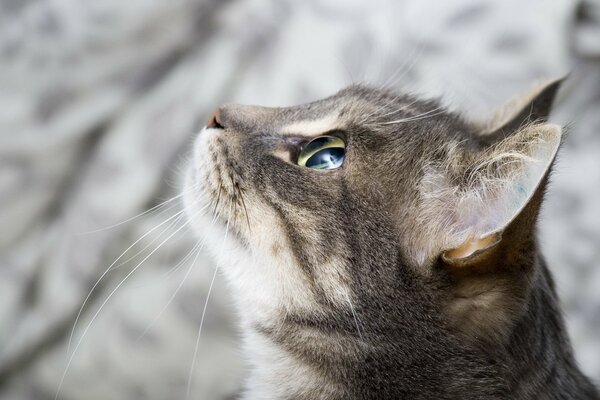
xmin=206 ymin=104 xmax=273 ymax=132
xmin=206 ymin=107 xmax=224 ymax=129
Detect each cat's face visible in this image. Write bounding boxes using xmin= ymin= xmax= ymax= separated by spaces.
xmin=185 ymin=87 xmax=443 ymax=320
xmin=184 ymin=83 xmax=562 ymax=342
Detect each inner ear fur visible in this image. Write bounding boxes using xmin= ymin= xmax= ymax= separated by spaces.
xmin=443 ymin=166 xmax=549 ymax=271
xmin=440 ymin=123 xmax=562 ymax=265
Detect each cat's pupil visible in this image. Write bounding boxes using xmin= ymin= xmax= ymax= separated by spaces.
xmin=305 ymin=147 xmax=344 ymax=169
xmin=297 ymin=135 xmax=345 ymax=170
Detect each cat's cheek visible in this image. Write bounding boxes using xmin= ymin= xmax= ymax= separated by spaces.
xmin=205 ymin=211 xmax=320 ymax=320
xmin=222 ymin=253 xmax=318 ymax=323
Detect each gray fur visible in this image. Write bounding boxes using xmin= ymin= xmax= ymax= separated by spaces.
xmin=184 ymin=83 xmax=599 ymax=399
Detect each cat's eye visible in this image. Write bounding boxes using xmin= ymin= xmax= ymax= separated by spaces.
xmin=297 ymin=135 xmax=346 ymax=170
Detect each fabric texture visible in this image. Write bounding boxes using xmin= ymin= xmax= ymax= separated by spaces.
xmin=0 ymin=0 xmax=598 ymax=398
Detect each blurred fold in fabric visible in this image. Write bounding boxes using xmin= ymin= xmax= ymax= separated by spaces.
xmin=0 ymin=0 xmax=598 ymax=399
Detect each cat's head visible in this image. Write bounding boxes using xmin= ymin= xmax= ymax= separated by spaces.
xmin=184 ymin=80 xmax=562 ymax=345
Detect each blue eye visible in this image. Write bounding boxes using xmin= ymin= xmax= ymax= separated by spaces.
xmin=297 ymin=136 xmax=346 ymax=170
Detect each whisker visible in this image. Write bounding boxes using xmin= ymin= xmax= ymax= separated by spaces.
xmin=378 ymin=107 xmax=446 ymax=125
xmin=379 ymin=41 xmax=424 ymax=91
xmin=136 ymin=239 xmax=204 ymax=341
xmin=78 ymin=193 xmax=187 ymax=235
xmin=137 ymin=201 xmax=222 ymax=340
xmin=107 ymin=211 xmax=193 ymax=274
xmin=66 ymin=209 xmax=188 ymax=353
xmin=159 ymin=227 xmax=204 ymax=280
xmin=358 ymin=46 xmax=425 ymax=125
xmin=375 ymin=97 xmax=421 ymax=120
xmin=186 ymin=200 xmax=233 ymax=399
xmin=56 ymin=205 xmax=206 ymax=400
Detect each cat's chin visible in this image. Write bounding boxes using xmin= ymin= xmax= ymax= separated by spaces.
xmin=183 ymin=164 xmax=257 ymax=279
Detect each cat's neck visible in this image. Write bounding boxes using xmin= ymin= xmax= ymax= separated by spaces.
xmin=239 ymin=261 xmax=597 ymax=400
xmin=240 ymin=329 xmax=348 ymax=400
xmin=503 ymin=260 xmax=598 ymax=399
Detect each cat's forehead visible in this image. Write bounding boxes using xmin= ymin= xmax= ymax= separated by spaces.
xmin=285 ymin=85 xmax=418 ymax=117
xmin=215 ymin=84 xmax=461 ymax=145
xmin=276 ymin=85 xmax=433 ymax=132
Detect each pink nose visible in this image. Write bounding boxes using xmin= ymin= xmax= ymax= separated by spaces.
xmin=206 ymin=107 xmax=223 ymax=129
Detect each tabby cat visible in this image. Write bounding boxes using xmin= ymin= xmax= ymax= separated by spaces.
xmin=183 ymin=80 xmax=599 ymax=399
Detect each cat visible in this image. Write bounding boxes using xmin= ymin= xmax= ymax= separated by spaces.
xmin=183 ymin=79 xmax=599 ymax=399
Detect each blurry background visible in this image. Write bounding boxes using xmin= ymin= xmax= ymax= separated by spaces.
xmin=0 ymin=0 xmax=599 ymax=398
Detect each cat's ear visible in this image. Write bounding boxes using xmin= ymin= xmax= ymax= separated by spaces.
xmin=438 ymin=122 xmax=562 ymax=266
xmin=414 ymin=80 xmax=564 ymax=267
xmin=418 ymin=123 xmax=562 ymax=267
xmin=476 ymin=78 xmax=564 ymax=142
xmin=417 ymin=85 xmax=563 ymax=344
xmin=420 ymin=124 xmax=560 ymax=346
xmin=427 ymin=80 xmax=564 ymax=266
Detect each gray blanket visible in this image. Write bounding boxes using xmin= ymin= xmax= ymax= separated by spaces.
xmin=1 ymin=0 xmax=599 ymax=398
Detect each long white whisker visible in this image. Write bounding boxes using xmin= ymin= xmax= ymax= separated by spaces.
xmin=55 ymin=206 xmax=206 ymax=400
xmin=380 ymin=41 xmax=423 ymax=91
xmin=379 ymin=107 xmax=446 ymax=125
xmin=186 ymin=201 xmax=232 ymax=399
xmin=358 ymin=45 xmax=425 ymax=125
xmin=375 ymin=97 xmax=421 ymax=120
xmin=106 ymin=211 xmax=193 ymax=275
xmin=117 ymin=218 xmax=202 ymax=279
xmin=159 ymin=225 xmax=204 ymax=280
xmin=136 ymin=243 xmax=202 ymax=341
xmin=66 ymin=209 xmax=189 ymax=353
xmin=136 ymin=223 xmax=213 ymax=341
xmin=78 ymin=193 xmax=186 ymax=235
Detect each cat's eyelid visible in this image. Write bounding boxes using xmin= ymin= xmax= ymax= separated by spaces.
xmin=296 ymin=129 xmax=346 ymax=147
xmin=280 ymin=129 xmax=345 ymax=144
